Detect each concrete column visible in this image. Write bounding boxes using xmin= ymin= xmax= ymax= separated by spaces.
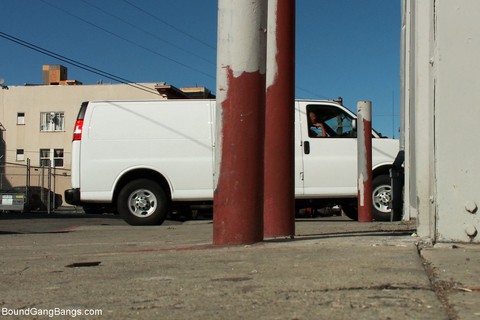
xmin=214 ymin=0 xmax=268 ymax=245
xmin=264 ymin=0 xmax=296 ymax=238
xmin=407 ymin=0 xmax=436 ymax=239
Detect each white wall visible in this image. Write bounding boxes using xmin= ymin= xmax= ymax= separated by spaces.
xmin=434 ymin=0 xmax=480 ymax=242
xmin=404 ymin=0 xmax=480 ymax=242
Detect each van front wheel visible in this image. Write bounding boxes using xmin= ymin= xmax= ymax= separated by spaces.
xmin=117 ymin=179 xmax=168 ymax=226
xmin=341 ymin=174 xmax=397 ymax=221
xmin=372 ymin=175 xmax=393 ymax=221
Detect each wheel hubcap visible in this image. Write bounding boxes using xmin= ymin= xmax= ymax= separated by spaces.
xmin=373 ymin=184 xmax=392 ymax=213
xmin=128 ymin=189 xmax=157 ymax=218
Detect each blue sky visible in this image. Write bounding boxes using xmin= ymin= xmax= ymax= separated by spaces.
xmin=1 ymin=0 xmax=401 ymax=138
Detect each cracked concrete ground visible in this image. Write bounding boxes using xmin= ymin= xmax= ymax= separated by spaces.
xmin=420 ymin=243 xmax=480 ymax=320
xmin=0 ymin=216 xmax=478 ymax=319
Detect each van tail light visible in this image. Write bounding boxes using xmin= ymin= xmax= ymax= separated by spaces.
xmin=73 ymin=119 xmax=84 ymax=141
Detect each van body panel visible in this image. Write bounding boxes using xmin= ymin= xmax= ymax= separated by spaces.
xmin=79 ymin=100 xmax=215 ymax=202
xmin=71 ymin=141 xmax=81 ymax=189
xmin=294 ymin=101 xmax=306 ymax=196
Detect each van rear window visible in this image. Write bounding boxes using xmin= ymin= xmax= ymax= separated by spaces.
xmin=77 ymin=102 xmax=88 ymax=120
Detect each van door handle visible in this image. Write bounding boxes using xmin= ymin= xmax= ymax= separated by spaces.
xmin=304 ymin=141 xmax=310 ymax=154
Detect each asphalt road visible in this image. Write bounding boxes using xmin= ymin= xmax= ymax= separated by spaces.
xmin=0 ymin=209 xmax=343 ymax=234
xmin=0 ymin=211 xmax=185 ymax=234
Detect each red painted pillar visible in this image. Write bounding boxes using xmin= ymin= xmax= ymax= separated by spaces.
xmin=264 ymin=0 xmax=296 ymax=238
xmin=357 ymin=101 xmax=373 ymax=222
xmin=213 ymin=0 xmax=267 ymax=245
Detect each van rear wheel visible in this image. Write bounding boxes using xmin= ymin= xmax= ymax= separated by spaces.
xmin=117 ymin=179 xmax=168 ymax=226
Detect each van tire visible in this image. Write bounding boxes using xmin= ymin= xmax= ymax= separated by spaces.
xmin=117 ymin=179 xmax=168 ymax=226
xmin=341 ymin=174 xmax=396 ymax=221
xmin=372 ymin=174 xmax=393 ymax=221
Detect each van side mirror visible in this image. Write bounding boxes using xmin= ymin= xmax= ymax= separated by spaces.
xmin=352 ymin=119 xmax=357 ymax=131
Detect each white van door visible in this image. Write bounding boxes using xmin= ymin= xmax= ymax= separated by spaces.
xmin=294 ymin=102 xmax=306 ymax=196
xmin=297 ymin=101 xmax=358 ymax=198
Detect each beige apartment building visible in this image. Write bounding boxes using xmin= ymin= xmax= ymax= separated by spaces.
xmin=0 ymin=65 xmax=213 ymax=210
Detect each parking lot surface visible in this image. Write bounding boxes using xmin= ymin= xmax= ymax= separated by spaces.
xmin=1 ymin=210 xmax=479 ymax=319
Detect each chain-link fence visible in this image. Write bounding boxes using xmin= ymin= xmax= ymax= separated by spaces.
xmin=0 ymin=160 xmax=70 ymax=212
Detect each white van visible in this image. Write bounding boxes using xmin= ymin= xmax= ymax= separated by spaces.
xmin=65 ymin=99 xmax=399 ymax=225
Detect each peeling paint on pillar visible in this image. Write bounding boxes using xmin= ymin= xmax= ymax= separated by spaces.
xmin=214 ymin=0 xmax=267 ymax=245
xmin=357 ymin=101 xmax=373 ymax=222
xmin=264 ymin=0 xmax=296 ymax=238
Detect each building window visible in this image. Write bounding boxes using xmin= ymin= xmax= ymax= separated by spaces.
xmin=16 ymin=149 xmax=25 ymax=161
xmin=40 ymin=149 xmax=50 ymax=167
xmin=53 ymin=149 xmax=64 ymax=167
xmin=39 ymin=148 xmax=64 ymax=167
xmin=40 ymin=112 xmax=65 ymax=132
xmin=17 ymin=112 xmax=25 ymax=125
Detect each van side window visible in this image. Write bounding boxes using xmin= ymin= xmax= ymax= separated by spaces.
xmin=306 ymin=105 xmax=356 ymax=138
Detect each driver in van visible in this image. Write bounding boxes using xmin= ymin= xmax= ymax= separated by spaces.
xmin=308 ymin=111 xmax=327 ymax=137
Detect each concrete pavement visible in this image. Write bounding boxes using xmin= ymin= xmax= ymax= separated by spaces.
xmin=0 ymin=215 xmax=479 ymax=319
